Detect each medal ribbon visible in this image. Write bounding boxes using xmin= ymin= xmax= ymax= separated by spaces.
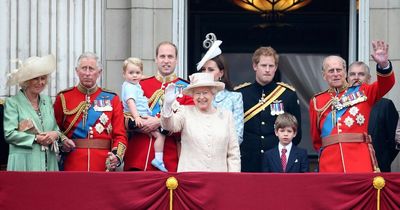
xmin=321 ymin=86 xmax=360 ymax=138
xmin=72 ymin=91 xmax=114 ymax=138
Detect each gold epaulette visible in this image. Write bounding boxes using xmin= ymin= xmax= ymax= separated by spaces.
xmin=312 ymin=89 xmax=329 ymax=98
xmin=277 ymin=82 xmax=295 ymax=91
xmin=102 ymin=88 xmax=117 ymax=95
xmin=234 ymin=82 xmax=251 ymax=91
xmin=0 ymin=98 xmax=4 ymax=105
xmin=58 ymin=87 xmax=74 ymax=94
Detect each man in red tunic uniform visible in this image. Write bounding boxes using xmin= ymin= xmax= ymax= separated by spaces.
xmin=54 ymin=52 xmax=127 ymax=171
xmin=124 ymin=41 xmax=193 ymax=171
xmin=310 ymin=40 xmax=395 ymax=172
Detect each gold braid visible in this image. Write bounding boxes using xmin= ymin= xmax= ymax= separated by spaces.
xmin=312 ymin=97 xmax=333 ymax=127
xmin=60 ymin=93 xmax=88 ymax=135
xmin=148 ymin=89 xmax=164 ymax=111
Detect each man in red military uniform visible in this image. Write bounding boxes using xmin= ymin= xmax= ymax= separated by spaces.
xmin=54 ymin=52 xmax=127 ymax=171
xmin=124 ymin=41 xmax=193 ymax=171
xmin=310 ymin=40 xmax=395 ymax=172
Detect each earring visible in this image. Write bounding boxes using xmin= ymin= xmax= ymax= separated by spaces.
xmin=218 ymin=76 xmax=222 ymax=81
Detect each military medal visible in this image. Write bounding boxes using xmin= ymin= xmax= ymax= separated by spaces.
xmin=95 ymin=123 xmax=105 ymax=134
xmin=349 ymin=107 xmax=359 ymax=116
xmin=94 ymin=98 xmax=113 ymax=111
xmin=107 ymin=124 xmax=113 ymax=134
xmin=348 ymin=91 xmax=367 ymax=106
xmin=99 ymin=113 xmax=109 ymax=125
xmin=334 ymin=90 xmax=367 ymax=111
xmin=344 ymin=116 xmax=354 ymax=127
xmin=270 ymin=100 xmax=284 ymax=116
xmin=356 ymin=113 xmax=365 ymax=125
xmin=332 ymin=96 xmax=344 ymax=110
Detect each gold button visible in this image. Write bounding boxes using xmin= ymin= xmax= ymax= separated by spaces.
xmin=261 ymin=150 xmax=264 ymax=153
xmin=261 ymin=122 xmax=265 ymax=125
xmin=261 ymin=136 xmax=264 ymax=139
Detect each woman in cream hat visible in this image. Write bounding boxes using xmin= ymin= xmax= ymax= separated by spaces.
xmin=160 ymin=72 xmax=241 ymax=172
xmin=4 ymin=54 xmax=71 ymax=171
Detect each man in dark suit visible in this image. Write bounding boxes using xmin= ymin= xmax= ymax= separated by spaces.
xmin=261 ymin=113 xmax=308 ymax=173
xmin=236 ymin=46 xmax=302 ymax=172
xmin=348 ymin=61 xmax=399 ymax=172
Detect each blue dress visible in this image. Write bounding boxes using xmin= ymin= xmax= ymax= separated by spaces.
xmin=213 ymin=89 xmax=244 ymax=144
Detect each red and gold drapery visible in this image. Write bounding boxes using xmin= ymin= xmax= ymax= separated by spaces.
xmin=0 ymin=172 xmax=399 ymax=210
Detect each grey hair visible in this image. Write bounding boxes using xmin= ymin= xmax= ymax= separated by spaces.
xmin=19 ymin=81 xmax=30 ymax=90
xmin=348 ymin=61 xmax=370 ymax=76
xmin=322 ymin=55 xmax=346 ymax=72
xmin=210 ymin=87 xmax=219 ymax=95
xmin=75 ymin=52 xmax=103 ymax=70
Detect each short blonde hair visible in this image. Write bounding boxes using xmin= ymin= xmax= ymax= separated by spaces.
xmin=274 ymin=113 xmax=298 ymax=133
xmin=123 ymin=57 xmax=143 ymax=72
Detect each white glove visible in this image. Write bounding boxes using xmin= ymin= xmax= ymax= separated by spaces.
xmin=162 ymin=83 xmax=177 ymax=116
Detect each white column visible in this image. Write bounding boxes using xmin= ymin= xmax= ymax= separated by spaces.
xmin=358 ymin=0 xmax=370 ymax=63
xmin=348 ymin=0 xmax=357 ymax=65
xmin=172 ymin=0 xmax=187 ymax=78
xmin=0 ymin=0 xmax=103 ymax=98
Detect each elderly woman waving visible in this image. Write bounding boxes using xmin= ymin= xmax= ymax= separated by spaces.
xmin=161 ymin=72 xmax=241 ymax=172
xmin=4 ymin=54 xmax=73 ymax=171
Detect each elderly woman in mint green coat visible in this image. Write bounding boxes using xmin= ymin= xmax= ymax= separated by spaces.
xmin=4 ymin=54 xmax=73 ymax=171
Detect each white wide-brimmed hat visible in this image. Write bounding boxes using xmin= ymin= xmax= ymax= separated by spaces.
xmin=183 ymin=72 xmax=225 ymax=96
xmin=7 ymin=54 xmax=56 ymax=86
xmin=196 ymin=40 xmax=222 ymax=71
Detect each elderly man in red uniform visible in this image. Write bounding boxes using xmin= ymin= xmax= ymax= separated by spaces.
xmin=54 ymin=52 xmax=127 ymax=171
xmin=310 ymin=40 xmax=395 ymax=172
xmin=123 ymin=41 xmax=193 ymax=171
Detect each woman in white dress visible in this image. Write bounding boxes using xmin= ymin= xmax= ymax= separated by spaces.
xmin=160 ymin=72 xmax=241 ymax=172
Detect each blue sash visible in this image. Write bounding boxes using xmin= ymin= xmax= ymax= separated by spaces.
xmin=320 ymin=86 xmax=360 ymax=138
xmin=150 ymin=79 xmax=189 ymax=116
xmin=72 ymin=91 xmax=115 ymax=139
